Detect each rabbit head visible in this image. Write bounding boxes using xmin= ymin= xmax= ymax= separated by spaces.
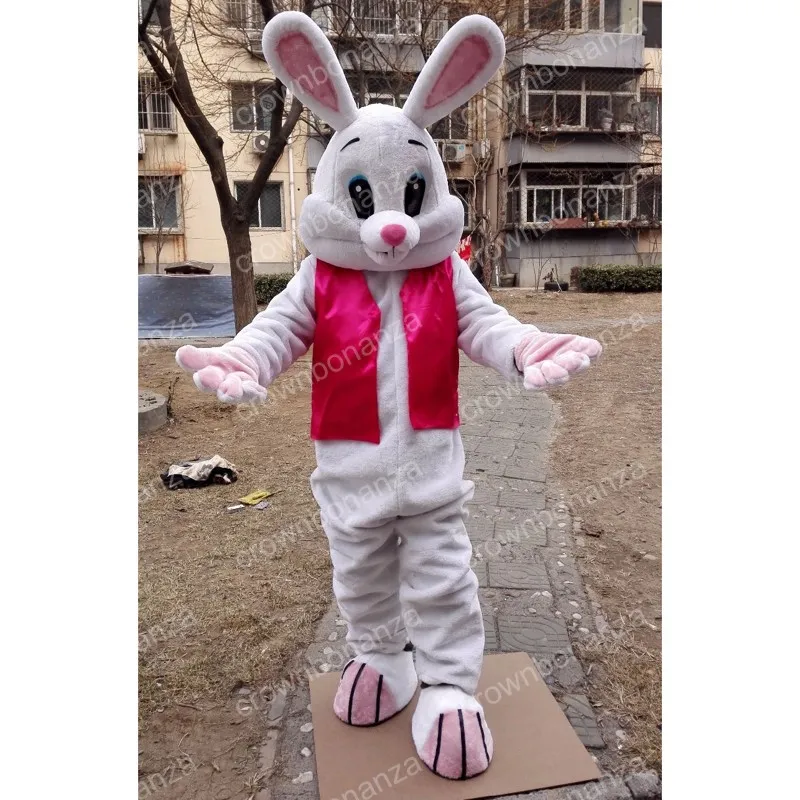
xmin=262 ymin=11 xmax=505 ymax=272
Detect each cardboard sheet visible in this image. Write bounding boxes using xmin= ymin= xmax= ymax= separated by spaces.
xmin=310 ymin=652 xmax=601 ymax=800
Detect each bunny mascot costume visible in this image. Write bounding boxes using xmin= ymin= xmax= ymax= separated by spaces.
xmin=176 ymin=11 xmax=602 ymax=780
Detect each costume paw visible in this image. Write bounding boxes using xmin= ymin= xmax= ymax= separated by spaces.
xmin=514 ymin=332 xmax=601 ymax=391
xmin=412 ymin=685 xmax=493 ymax=780
xmin=175 ymin=345 xmax=267 ymax=404
xmin=333 ymin=650 xmax=417 ymax=727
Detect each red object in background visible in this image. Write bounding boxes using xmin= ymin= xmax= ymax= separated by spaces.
xmin=457 ymin=235 xmax=472 ymax=262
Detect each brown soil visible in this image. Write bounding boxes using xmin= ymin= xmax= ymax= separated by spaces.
xmin=139 ymin=345 xmax=330 ymax=799
xmin=493 ymin=289 xmax=662 ymax=770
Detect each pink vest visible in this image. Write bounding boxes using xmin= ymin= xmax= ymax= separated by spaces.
xmin=311 ymin=258 xmax=460 ymax=443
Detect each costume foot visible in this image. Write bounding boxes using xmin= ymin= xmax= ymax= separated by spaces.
xmin=412 ymin=685 xmax=493 ymax=779
xmin=333 ymin=650 xmax=418 ymax=726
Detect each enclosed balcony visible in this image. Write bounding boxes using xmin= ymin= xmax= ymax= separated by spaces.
xmin=506 ymin=67 xmax=657 ymax=136
xmin=505 ymin=166 xmax=662 ymax=230
xmin=508 ymin=0 xmax=644 ymax=71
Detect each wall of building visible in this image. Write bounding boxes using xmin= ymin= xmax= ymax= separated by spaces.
xmin=505 ymin=228 xmax=660 ymax=285
xmin=138 ymin=14 xmax=307 ymax=276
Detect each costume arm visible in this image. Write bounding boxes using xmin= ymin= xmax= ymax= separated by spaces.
xmin=219 ymin=255 xmax=316 ymax=385
xmin=176 ymin=256 xmax=316 ymax=402
xmin=453 ymin=254 xmax=537 ymax=382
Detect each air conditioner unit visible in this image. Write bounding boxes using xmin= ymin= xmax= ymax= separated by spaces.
xmin=442 ymin=142 xmax=467 ymax=163
xmin=247 ymin=30 xmax=263 ymax=54
xmin=472 ymin=139 xmax=490 ymax=160
xmin=138 ymin=133 xmax=146 ymax=156
xmin=253 ymin=133 xmax=270 ymax=153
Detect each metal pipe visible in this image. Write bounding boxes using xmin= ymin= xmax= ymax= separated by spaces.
xmin=287 ymin=134 xmax=298 ymax=274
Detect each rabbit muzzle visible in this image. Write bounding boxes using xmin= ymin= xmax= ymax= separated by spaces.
xmin=360 ymin=211 xmax=421 ymax=268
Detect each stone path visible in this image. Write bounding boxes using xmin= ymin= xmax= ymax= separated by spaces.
xmin=257 ymin=357 xmax=661 ymax=800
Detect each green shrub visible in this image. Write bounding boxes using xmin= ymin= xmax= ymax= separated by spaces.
xmin=254 ymin=273 xmax=293 ymax=304
xmin=577 ymin=265 xmax=661 ymax=293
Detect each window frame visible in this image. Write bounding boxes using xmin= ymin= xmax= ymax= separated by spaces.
xmin=518 ymin=168 xmax=638 ymax=225
xmin=226 ymin=0 xmax=262 ymax=31
xmin=450 ymin=179 xmax=474 ymax=231
xmin=521 ymin=68 xmax=639 ymax=132
xmin=230 ymin=82 xmax=279 ymax=133
xmin=639 ymin=89 xmax=662 ymax=136
xmin=642 ymin=2 xmax=662 ymax=48
xmin=636 ymin=174 xmax=662 ymax=221
xmin=234 ymin=181 xmax=285 ymax=230
xmin=138 ymin=175 xmax=182 ymax=233
xmin=138 ymin=75 xmax=175 ymax=133
xmin=526 ymin=1 xmax=613 ymax=33
xmin=430 ymin=102 xmax=472 ymax=140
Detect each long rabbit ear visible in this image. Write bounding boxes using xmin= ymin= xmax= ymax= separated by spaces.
xmin=261 ymin=11 xmax=358 ymax=131
xmin=403 ymin=15 xmax=505 ymax=130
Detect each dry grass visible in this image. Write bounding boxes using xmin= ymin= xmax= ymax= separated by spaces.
xmin=577 ymin=633 xmax=662 ymax=772
xmin=139 ymin=345 xmax=331 ymax=799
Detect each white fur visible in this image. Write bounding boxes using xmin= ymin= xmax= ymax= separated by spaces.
xmin=411 ymin=685 xmax=484 ymax=752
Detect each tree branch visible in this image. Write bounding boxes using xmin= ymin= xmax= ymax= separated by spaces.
xmin=138 ymin=0 xmax=234 ymax=216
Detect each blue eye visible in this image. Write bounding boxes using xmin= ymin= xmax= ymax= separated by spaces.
xmin=348 ymin=175 xmax=373 ymax=219
xmin=405 ymin=173 xmax=425 ymax=217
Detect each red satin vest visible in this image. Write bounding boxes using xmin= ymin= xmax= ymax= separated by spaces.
xmin=311 ymin=258 xmax=460 ymax=443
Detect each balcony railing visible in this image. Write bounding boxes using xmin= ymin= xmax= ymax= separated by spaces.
xmin=320 ymin=1 xmax=464 ymax=39
xmin=506 ymin=168 xmax=662 ymax=227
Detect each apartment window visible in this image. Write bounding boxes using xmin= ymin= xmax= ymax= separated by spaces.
xmin=604 ymin=0 xmax=621 ymax=31
xmin=352 ymin=1 xmax=401 ymax=36
xmin=138 ymin=0 xmax=157 ymax=25
xmin=138 ymin=76 xmax=174 ymax=132
xmin=639 ymin=90 xmax=661 ymax=135
xmin=643 ymin=2 xmax=662 ymax=48
xmin=587 ymin=0 xmax=601 ymax=29
xmin=138 ymin=176 xmax=180 ymax=231
xmin=569 ymin=0 xmax=583 ymax=28
xmin=227 ymin=0 xmax=261 ymax=30
xmin=231 ymin=83 xmax=276 ymax=132
xmin=523 ymin=169 xmax=636 ymax=224
xmin=637 ymin=176 xmax=661 ymax=221
xmin=450 ymin=180 xmax=472 ymax=230
xmin=530 ymin=0 xmax=565 ymax=30
xmin=235 ymin=182 xmax=283 ymax=229
xmin=527 ymin=1 xmax=631 ymax=33
xmin=523 ymin=68 xmax=637 ymax=131
xmin=431 ymin=103 xmax=470 ymax=139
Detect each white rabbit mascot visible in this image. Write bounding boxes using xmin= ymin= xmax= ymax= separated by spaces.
xmin=176 ymin=11 xmax=601 ymax=780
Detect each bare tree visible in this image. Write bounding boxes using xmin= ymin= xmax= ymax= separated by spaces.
xmin=138 ymin=0 xmax=312 ymax=331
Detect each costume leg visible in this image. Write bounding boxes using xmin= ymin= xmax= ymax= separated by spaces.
xmin=323 ymin=516 xmax=418 ymax=726
xmin=397 ymin=496 xmax=493 ymax=778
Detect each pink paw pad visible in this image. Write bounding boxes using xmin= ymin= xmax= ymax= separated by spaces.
xmin=420 ymin=709 xmax=493 ymax=780
xmin=333 ymin=661 xmax=398 ymax=726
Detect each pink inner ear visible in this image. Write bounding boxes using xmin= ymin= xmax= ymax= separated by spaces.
xmin=275 ymin=32 xmax=339 ymax=112
xmin=424 ymin=35 xmax=491 ymax=110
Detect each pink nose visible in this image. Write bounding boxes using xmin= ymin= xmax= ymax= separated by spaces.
xmin=380 ymin=224 xmax=407 ymax=247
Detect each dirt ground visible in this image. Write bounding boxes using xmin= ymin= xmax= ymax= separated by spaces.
xmin=494 ymin=289 xmax=662 ymax=770
xmin=139 ymin=289 xmax=662 ymax=797
xmin=139 ymin=347 xmax=329 ymax=800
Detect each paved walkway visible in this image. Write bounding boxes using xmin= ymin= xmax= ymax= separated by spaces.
xmin=257 ymin=357 xmax=661 ymax=800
